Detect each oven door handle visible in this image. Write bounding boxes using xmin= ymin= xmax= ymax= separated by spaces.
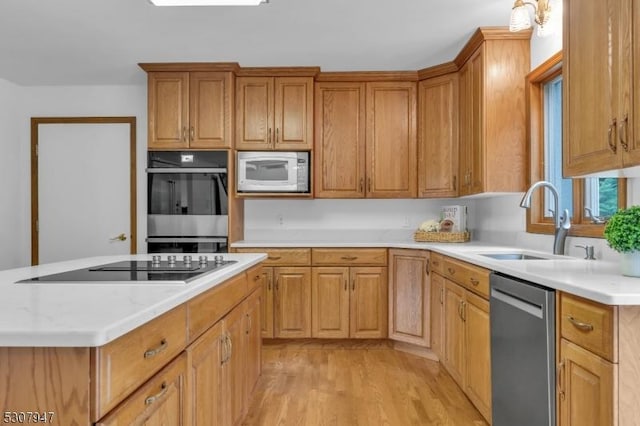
xmin=146 ymin=168 xmax=227 ymax=174
xmin=146 ymin=237 xmax=228 ymax=243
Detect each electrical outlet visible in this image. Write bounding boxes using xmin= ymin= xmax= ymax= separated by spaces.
xmin=402 ymin=215 xmax=410 ymax=228
xmin=277 ymin=213 xmax=284 ymax=226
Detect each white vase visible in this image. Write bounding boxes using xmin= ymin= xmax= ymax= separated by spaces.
xmin=621 ymin=251 xmax=640 ymax=277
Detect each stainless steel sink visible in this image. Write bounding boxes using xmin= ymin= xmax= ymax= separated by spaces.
xmin=480 ymin=253 xmax=550 ymax=260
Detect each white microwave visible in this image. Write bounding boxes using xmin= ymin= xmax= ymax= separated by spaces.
xmin=237 ymin=151 xmax=310 ymax=193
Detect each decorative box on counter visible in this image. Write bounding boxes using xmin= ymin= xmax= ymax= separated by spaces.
xmin=413 ymin=205 xmax=470 ymax=243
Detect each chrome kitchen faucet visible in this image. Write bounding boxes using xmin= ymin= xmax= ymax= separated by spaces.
xmin=520 ymin=181 xmax=571 ymax=255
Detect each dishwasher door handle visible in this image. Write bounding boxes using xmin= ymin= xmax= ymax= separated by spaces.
xmin=491 ymin=287 xmax=544 ymax=319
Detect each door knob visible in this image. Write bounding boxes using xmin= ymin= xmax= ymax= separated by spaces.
xmin=110 ymin=233 xmax=127 ymax=241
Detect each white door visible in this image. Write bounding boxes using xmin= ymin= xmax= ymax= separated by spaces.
xmin=37 ymin=122 xmax=133 ymax=264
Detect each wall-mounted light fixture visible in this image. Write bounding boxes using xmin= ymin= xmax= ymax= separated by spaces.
xmin=509 ymin=0 xmax=554 ymax=36
xmin=149 ymin=0 xmax=267 ymax=6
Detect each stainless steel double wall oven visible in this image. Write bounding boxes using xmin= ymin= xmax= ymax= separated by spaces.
xmin=147 ymin=151 xmax=228 ymax=253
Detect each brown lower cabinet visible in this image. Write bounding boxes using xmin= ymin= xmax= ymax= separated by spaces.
xmin=274 ymin=266 xmax=312 ymax=338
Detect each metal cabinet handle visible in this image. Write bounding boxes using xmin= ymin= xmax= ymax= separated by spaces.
xmin=276 ymin=128 xmax=279 ymax=143
xmin=268 ymin=127 xmax=272 ymax=144
xmin=268 ymin=256 xmax=282 ymax=260
xmin=145 ymin=382 xmax=168 ymax=406
xmin=352 ymin=281 xmax=355 ymax=291
xmin=360 ymin=178 xmax=364 ymax=193
xmin=267 ymin=276 xmax=272 ymax=291
xmin=275 ymin=278 xmax=279 ymax=291
xmin=458 ymin=300 xmax=463 ymax=320
xmin=447 ymin=267 xmax=456 ymax=275
xmin=367 ymin=178 xmax=372 ymax=192
xmin=344 ymin=279 xmax=348 ymax=291
xmin=453 ymin=175 xmax=457 ymax=191
xmin=110 ymin=233 xmax=127 ymax=242
xmin=557 ymin=360 xmax=565 ymax=401
xmin=567 ymin=316 xmax=594 ymax=331
xmin=619 ymin=114 xmax=629 ymax=151
xmin=461 ymin=301 xmax=466 ymax=322
xmin=228 ymin=334 xmax=233 ymax=359
xmin=144 ymin=339 xmax=168 ymax=359
xmin=470 ymin=277 xmax=480 ymax=286
xmin=440 ymin=288 xmax=444 ymax=305
xmin=189 ymin=126 xmax=195 ymax=141
xmin=341 ymin=256 xmax=358 ymax=261
xmin=425 ymin=259 xmax=430 ymax=276
xmin=608 ymin=119 xmax=618 ymax=153
xmin=182 ymin=126 xmax=187 ymax=142
xmin=220 ymin=335 xmax=228 ymax=365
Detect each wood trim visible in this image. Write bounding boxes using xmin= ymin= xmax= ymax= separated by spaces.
xmin=138 ymin=62 xmax=241 ymax=73
xmin=227 ymin=150 xmax=245 ymax=244
xmin=30 ymin=117 xmax=137 ymax=265
xmin=454 ymin=27 xmax=533 ymax=68
xmin=417 ymin=62 xmax=459 ymax=80
xmin=236 ymin=67 xmax=320 ymax=77
xmin=316 ymin=71 xmax=419 ymax=82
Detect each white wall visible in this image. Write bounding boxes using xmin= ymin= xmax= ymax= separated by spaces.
xmin=0 ymin=79 xmax=25 ymax=270
xmin=0 ymin=83 xmax=147 ymax=270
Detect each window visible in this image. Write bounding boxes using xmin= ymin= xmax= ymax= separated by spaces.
xmin=526 ymin=52 xmax=626 ymax=237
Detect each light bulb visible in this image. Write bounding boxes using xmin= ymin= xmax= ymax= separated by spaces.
xmin=510 ymin=4 xmax=532 ymax=32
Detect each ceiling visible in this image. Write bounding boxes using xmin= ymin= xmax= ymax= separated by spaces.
xmin=0 ymin=0 xmax=513 ymax=86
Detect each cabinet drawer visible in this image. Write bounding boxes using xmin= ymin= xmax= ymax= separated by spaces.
xmin=560 ymin=293 xmax=616 ymax=362
xmin=92 ymin=305 xmax=187 ymax=420
xmin=96 ymin=353 xmax=188 ymax=426
xmin=430 ymin=252 xmax=445 ymax=275
xmin=188 ymin=272 xmax=248 ymax=342
xmin=443 ymin=257 xmax=490 ymax=299
xmin=246 ymin=263 xmax=264 ymax=293
xmin=235 ymin=248 xmax=311 ymax=265
xmin=312 ymin=248 xmax=387 ymax=266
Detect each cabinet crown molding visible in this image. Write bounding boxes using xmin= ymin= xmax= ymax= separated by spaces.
xmin=236 ymin=67 xmax=321 ymax=77
xmin=316 ymin=71 xmax=419 ymax=82
xmin=138 ymin=62 xmax=240 ymax=72
xmin=454 ymin=26 xmax=533 ymax=68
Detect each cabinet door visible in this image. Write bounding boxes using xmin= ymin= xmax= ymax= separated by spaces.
xmin=314 ymin=82 xmax=366 ymax=198
xmin=350 ymin=267 xmax=388 ymax=338
xmin=148 ymin=72 xmax=189 ymax=150
xmin=96 ymin=354 xmax=188 ymax=426
xmin=388 ymin=249 xmax=430 ymax=346
xmin=236 ymin=76 xmax=274 ymax=150
xmin=469 ymin=49 xmax=484 ymax=195
xmin=430 ymin=272 xmax=445 ymax=360
xmin=366 ymin=82 xmax=417 ymax=198
xmin=189 ymin=72 xmax=232 ymax=149
xmin=563 ymin=0 xmax=620 ymax=175
xmin=443 ymin=279 xmax=465 ymax=387
xmin=458 ymin=62 xmax=472 ymax=196
xmin=274 ymin=77 xmax=313 ymax=150
xmin=418 ymin=74 xmax=459 ymax=198
xmin=623 ymin=0 xmax=640 ymax=166
xmin=245 ymin=289 xmax=262 ymax=401
xmin=225 ymin=303 xmax=247 ymax=426
xmin=559 ymin=339 xmax=615 ymax=426
xmin=464 ymin=291 xmax=491 ymax=423
xmin=274 ymin=267 xmax=312 ymax=338
xmin=261 ymin=267 xmax=274 ymax=338
xmin=311 ymin=267 xmax=350 ymax=338
xmin=186 ymin=322 xmax=225 ymax=426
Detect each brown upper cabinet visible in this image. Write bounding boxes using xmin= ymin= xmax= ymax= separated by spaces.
xmin=563 ymin=0 xmax=640 ymax=176
xmin=456 ymin=29 xmax=531 ymax=196
xmin=235 ymin=76 xmax=313 ymax=150
xmin=315 ymin=80 xmax=417 ymax=198
xmin=418 ymin=73 xmax=459 ymax=198
xmin=145 ymin=71 xmax=233 ymax=150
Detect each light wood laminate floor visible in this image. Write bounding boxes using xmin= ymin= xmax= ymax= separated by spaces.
xmin=243 ymin=341 xmax=488 ymax=426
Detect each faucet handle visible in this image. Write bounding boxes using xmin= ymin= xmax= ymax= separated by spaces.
xmin=575 ymin=244 xmax=596 ymax=260
xmin=584 ymin=207 xmax=607 ymax=224
xmin=560 ymin=209 xmax=571 ymax=229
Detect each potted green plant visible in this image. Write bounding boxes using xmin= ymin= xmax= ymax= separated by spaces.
xmin=604 ymin=205 xmax=640 ymax=277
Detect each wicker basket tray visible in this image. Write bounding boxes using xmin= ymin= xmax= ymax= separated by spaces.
xmin=414 ymin=230 xmax=470 ymax=243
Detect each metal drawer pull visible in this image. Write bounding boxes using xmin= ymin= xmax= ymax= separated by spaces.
xmin=145 ymin=382 xmax=168 ymax=406
xmin=619 ymin=115 xmax=629 ymax=151
xmin=268 ymin=127 xmax=272 ymax=144
xmin=344 ymin=279 xmax=348 ymax=291
xmin=341 ymin=256 xmax=358 ymax=261
xmin=557 ymin=361 xmax=565 ymax=401
xmin=425 ymin=259 xmax=430 ymax=276
xmin=267 ymin=277 xmax=272 ymax=291
xmin=447 ymin=267 xmax=456 ymax=275
xmin=608 ymin=119 xmax=617 ymax=153
xmin=360 ymin=178 xmax=364 ymax=193
xmin=567 ymin=316 xmax=594 ymax=331
xmin=268 ymin=255 xmax=282 ymax=260
xmin=470 ymin=278 xmax=480 ymax=286
xmin=144 ymin=339 xmax=168 ymax=359
xmin=189 ymin=126 xmax=195 ymax=141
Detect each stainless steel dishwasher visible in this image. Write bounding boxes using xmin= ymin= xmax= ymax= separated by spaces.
xmin=490 ymin=272 xmax=556 ymax=426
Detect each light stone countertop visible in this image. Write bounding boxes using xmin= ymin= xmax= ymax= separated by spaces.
xmin=232 ymin=234 xmax=640 ymax=306
xmin=0 ymin=253 xmax=266 ymax=347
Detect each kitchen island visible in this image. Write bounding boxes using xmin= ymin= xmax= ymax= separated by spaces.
xmin=0 ymin=253 xmax=266 ymax=426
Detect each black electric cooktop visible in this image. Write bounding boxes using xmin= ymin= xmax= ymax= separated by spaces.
xmin=17 ymin=259 xmax=237 ymax=284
